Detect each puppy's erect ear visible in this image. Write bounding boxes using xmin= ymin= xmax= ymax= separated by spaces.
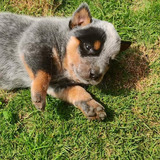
xmin=120 ymin=41 xmax=132 ymax=52
xmin=69 ymin=3 xmax=92 ymax=29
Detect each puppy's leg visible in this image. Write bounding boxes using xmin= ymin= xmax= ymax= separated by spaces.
xmin=47 ymin=86 xmax=107 ymax=120
xmin=31 ymin=71 xmax=51 ymax=111
xmin=21 ymin=55 xmax=51 ymax=111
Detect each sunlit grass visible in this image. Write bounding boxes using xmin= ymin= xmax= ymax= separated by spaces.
xmin=0 ymin=0 xmax=159 ymax=159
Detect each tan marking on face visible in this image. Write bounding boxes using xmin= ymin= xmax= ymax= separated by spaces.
xmin=52 ymin=48 xmax=62 ymax=72
xmin=63 ymin=36 xmax=82 ymax=82
xmin=21 ymin=55 xmax=34 ymax=80
xmin=71 ymin=8 xmax=91 ymax=28
xmin=94 ymin=40 xmax=101 ymax=50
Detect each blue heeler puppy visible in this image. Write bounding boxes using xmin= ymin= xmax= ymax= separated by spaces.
xmin=0 ymin=3 xmax=131 ymax=120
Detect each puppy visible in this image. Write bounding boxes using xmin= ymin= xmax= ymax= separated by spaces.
xmin=0 ymin=3 xmax=131 ymax=120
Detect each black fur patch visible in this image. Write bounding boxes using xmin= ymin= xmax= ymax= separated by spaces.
xmin=24 ymin=46 xmax=58 ymax=77
xmin=74 ymin=27 xmax=106 ymax=56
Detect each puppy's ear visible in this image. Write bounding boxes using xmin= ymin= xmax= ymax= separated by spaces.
xmin=120 ymin=41 xmax=131 ymax=52
xmin=69 ymin=3 xmax=92 ymax=29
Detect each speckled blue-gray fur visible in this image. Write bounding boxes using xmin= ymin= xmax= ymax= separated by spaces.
xmin=0 ymin=3 xmax=131 ymax=120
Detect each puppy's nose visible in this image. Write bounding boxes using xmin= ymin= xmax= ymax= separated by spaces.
xmin=90 ymin=68 xmax=101 ymax=80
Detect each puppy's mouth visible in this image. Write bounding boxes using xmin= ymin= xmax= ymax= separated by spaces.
xmin=88 ymin=74 xmax=104 ymax=85
xmin=73 ymin=67 xmax=104 ymax=85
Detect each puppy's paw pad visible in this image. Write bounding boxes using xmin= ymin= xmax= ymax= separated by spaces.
xmin=87 ymin=100 xmax=107 ymax=121
xmin=32 ymin=93 xmax=42 ymax=103
xmin=76 ymin=100 xmax=107 ymax=121
xmin=87 ymin=110 xmax=96 ymax=117
xmin=34 ymin=101 xmax=46 ymax=111
xmin=98 ymin=112 xmax=107 ymax=120
xmin=32 ymin=93 xmax=46 ymax=111
xmin=96 ymin=106 xmax=104 ymax=112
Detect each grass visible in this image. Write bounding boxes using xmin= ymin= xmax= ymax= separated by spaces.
xmin=0 ymin=0 xmax=160 ymax=159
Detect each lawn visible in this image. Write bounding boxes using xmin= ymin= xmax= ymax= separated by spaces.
xmin=0 ymin=0 xmax=160 ymax=159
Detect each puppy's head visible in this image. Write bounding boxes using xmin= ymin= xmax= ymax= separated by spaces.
xmin=63 ymin=3 xmax=131 ymax=85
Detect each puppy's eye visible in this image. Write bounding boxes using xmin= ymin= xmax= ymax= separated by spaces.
xmin=84 ymin=43 xmax=92 ymax=51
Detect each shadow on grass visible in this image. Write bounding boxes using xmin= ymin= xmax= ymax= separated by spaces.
xmin=103 ymin=106 xmax=115 ymax=122
xmin=98 ymin=45 xmax=150 ymax=96
xmin=54 ymin=102 xmax=75 ymax=121
xmin=46 ymin=95 xmax=75 ymax=121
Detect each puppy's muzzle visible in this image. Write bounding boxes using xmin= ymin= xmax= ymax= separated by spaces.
xmin=89 ymin=68 xmax=102 ymax=81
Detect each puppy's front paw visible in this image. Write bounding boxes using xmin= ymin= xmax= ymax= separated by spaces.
xmin=31 ymin=93 xmax=46 ymax=111
xmin=75 ymin=99 xmax=107 ymax=121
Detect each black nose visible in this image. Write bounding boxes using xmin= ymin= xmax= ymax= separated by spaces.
xmin=90 ymin=68 xmax=101 ymax=80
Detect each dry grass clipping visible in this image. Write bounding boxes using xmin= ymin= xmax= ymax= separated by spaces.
xmin=8 ymin=0 xmax=62 ymax=16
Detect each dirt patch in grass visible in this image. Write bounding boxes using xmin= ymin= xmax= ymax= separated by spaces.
xmin=102 ymin=40 xmax=159 ymax=91
xmin=103 ymin=44 xmax=150 ymax=90
xmin=8 ymin=0 xmax=62 ymax=16
xmin=123 ymin=46 xmax=150 ymax=90
xmin=135 ymin=39 xmax=160 ymax=90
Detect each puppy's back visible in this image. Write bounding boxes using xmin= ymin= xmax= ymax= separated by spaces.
xmin=0 ymin=12 xmax=35 ymax=41
xmin=0 ymin=13 xmax=35 ymax=90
